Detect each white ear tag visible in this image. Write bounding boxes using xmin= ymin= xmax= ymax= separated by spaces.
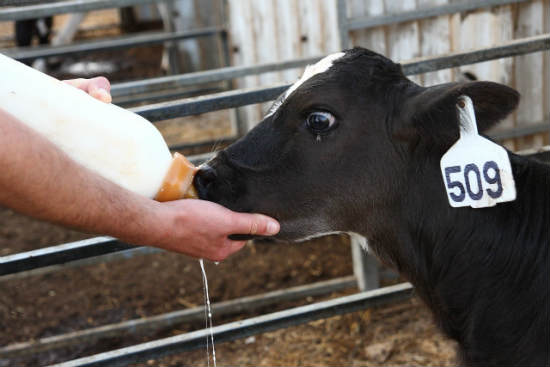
xmin=440 ymin=95 xmax=516 ymax=208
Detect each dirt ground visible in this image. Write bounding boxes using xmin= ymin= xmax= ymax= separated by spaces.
xmin=0 ymin=209 xmax=457 ymax=366
xmin=0 ymin=10 xmax=458 ymax=366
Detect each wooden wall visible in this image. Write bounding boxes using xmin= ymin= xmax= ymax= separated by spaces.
xmin=227 ymin=0 xmax=549 ymax=149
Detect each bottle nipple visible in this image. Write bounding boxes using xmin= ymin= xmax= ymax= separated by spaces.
xmin=155 ymin=152 xmax=198 ymax=201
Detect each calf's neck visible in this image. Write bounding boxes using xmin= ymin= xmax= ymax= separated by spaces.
xmin=195 ymin=48 xmax=549 ymax=365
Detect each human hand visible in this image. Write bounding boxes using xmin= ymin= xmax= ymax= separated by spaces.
xmin=63 ymin=77 xmax=112 ymax=103
xmin=149 ymin=199 xmax=280 ymax=261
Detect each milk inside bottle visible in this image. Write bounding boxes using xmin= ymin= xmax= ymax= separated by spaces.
xmin=0 ymin=53 xmax=196 ymax=201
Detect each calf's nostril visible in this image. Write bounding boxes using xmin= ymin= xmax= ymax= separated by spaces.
xmin=193 ymin=164 xmax=217 ymax=200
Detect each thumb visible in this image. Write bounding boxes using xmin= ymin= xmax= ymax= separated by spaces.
xmin=229 ymin=213 xmax=280 ymax=236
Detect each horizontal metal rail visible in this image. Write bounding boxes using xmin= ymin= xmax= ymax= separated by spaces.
xmin=113 ymin=86 xmax=224 ymax=107
xmin=111 ymin=33 xmax=549 ymax=98
xmin=0 ymin=276 xmax=357 ymax=358
xmin=131 ymin=34 xmax=550 ymax=122
xmin=131 ymin=83 xmax=288 ymax=122
xmin=490 ymin=120 xmax=550 ymax=140
xmin=172 ymin=117 xmax=549 ymax=154
xmin=111 ymin=56 xmax=321 ymax=97
xmin=401 ymin=34 xmax=550 ymax=75
xmin=48 ymin=283 xmax=413 ymax=367
xmin=167 ymin=117 xmax=548 ymax=156
xmin=1 ymin=27 xmax=223 ymax=61
xmin=0 ymin=0 xmax=168 ymax=22
xmin=1 ymin=148 xmax=548 ymax=278
xmin=0 ymin=237 xmax=133 ymax=276
xmin=347 ymin=0 xmax=529 ymax=31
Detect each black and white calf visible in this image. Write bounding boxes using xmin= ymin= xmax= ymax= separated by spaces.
xmin=195 ymin=48 xmax=549 ymax=366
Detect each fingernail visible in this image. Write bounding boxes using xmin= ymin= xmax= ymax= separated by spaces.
xmin=98 ymin=88 xmax=112 ymax=103
xmin=266 ymin=221 xmax=280 ymax=235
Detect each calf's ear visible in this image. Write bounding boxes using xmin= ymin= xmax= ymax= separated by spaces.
xmin=399 ymin=81 xmax=519 ymax=144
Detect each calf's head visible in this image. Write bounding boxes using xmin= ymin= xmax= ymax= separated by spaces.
xmin=195 ymin=48 xmax=519 ymax=241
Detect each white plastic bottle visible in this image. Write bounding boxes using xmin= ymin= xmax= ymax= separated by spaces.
xmin=0 ymin=53 xmax=196 ymax=201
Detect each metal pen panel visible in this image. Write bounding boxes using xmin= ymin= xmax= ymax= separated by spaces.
xmin=0 ymin=0 xmax=168 ymax=22
xmin=48 ymin=283 xmax=413 ymax=367
xmin=130 ymin=35 xmax=549 ymax=122
xmin=1 ymin=27 xmax=224 ymax=61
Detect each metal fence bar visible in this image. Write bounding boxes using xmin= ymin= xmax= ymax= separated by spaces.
xmin=401 ymin=34 xmax=550 ymax=75
xmin=0 ymin=276 xmax=357 ymax=358
xmin=489 ymin=120 xmax=550 ymax=140
xmin=0 ymin=0 xmax=168 ymax=21
xmin=347 ymin=0 xmax=529 ymax=31
xmin=48 ymin=283 xmax=413 ymax=367
xmin=166 ymin=117 xmax=549 ymax=160
xmin=111 ymin=56 xmax=320 ymax=97
xmin=1 ymin=27 xmax=223 ymax=61
xmin=131 ymin=34 xmax=549 ymax=122
xmin=131 ymin=83 xmax=289 ymax=122
xmin=0 ymin=246 xmax=160 ymax=282
xmin=0 ymin=237 xmax=133 ymax=276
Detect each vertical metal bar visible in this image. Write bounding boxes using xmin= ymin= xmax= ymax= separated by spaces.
xmin=337 ymin=0 xmax=350 ymax=49
xmin=349 ymin=234 xmax=380 ymax=291
xmin=219 ymin=0 xmax=246 ymax=137
xmin=336 ymin=0 xmax=380 ymax=291
xmin=158 ymin=0 xmax=181 ymax=75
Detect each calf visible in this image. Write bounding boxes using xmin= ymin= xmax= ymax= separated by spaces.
xmin=195 ymin=48 xmax=549 ymax=365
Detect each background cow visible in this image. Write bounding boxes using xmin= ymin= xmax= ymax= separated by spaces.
xmin=195 ymin=48 xmax=549 ymax=366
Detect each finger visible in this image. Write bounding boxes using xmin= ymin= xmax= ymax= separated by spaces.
xmin=223 ymin=239 xmax=247 ymax=256
xmin=88 ymin=76 xmax=111 ymax=92
xmin=206 ymin=240 xmax=245 ymax=262
xmin=88 ymin=77 xmax=112 ymax=103
xmin=229 ymin=213 xmax=280 ymax=236
xmin=63 ymin=77 xmax=112 ymax=103
xmin=63 ymin=78 xmax=86 ymax=89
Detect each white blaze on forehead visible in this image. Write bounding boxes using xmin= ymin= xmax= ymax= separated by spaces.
xmin=266 ymin=52 xmax=345 ymax=117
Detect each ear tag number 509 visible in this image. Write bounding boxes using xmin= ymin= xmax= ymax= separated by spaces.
xmin=440 ymin=96 xmax=516 ymax=208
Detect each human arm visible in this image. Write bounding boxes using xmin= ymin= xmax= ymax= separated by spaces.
xmin=0 ymin=79 xmax=279 ymax=261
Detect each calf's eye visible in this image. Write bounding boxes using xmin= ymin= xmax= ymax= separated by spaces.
xmin=306 ymin=111 xmax=336 ymax=133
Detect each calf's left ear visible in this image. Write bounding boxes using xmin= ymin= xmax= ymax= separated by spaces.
xmin=401 ymin=81 xmax=519 ymax=143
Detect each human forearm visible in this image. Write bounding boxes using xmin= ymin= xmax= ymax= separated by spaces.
xmin=0 ymin=108 xmax=162 ymax=243
xmin=0 ymin=106 xmax=279 ymax=260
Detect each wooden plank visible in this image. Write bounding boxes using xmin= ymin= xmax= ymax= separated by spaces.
xmin=450 ymin=1 xmax=515 ymax=149
xmin=275 ymin=0 xmax=303 ymax=83
xmin=227 ymin=0 xmax=262 ymax=130
xmin=318 ymin=0 xmax=340 ymax=53
xmin=253 ymin=0 xmax=282 ymax=119
xmin=515 ymin=0 xmax=545 ymax=149
xmin=348 ymin=0 xmax=387 ymax=55
xmin=418 ymin=0 xmax=452 ymax=86
xmin=385 ymin=0 xmax=421 ymax=84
